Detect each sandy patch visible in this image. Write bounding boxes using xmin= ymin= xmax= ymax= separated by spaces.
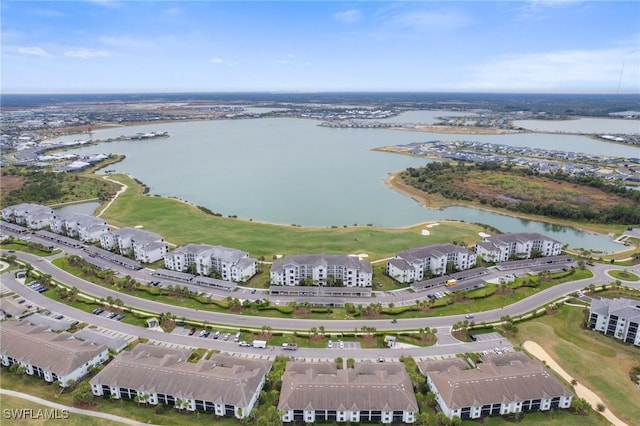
xmin=426 ymin=222 xmax=440 ymax=228
xmin=421 ymin=230 xmax=431 ymax=236
xmin=134 ymin=225 xmax=144 ymax=229
xmin=348 ymin=253 xmax=369 ymax=260
xmin=523 ymin=341 xmax=628 ymax=426
xmin=478 ymin=232 xmax=491 ymax=238
xmin=275 ymin=254 xmax=283 ymax=259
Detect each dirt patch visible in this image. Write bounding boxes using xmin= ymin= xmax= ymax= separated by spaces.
xmin=0 ymin=175 xmax=25 ymax=195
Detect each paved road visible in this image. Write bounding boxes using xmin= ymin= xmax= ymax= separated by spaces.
xmin=3 ymin=249 xmax=639 ymax=358
xmin=2 ymin=271 xmax=511 ymax=359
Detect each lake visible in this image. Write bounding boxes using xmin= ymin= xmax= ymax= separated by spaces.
xmin=58 ymin=113 xmax=634 ymax=252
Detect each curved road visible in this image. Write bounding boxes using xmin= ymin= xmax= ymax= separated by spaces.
xmin=3 ymin=249 xmax=639 ymax=358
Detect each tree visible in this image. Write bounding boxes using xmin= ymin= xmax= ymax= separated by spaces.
xmin=72 ymin=381 xmax=94 ymax=405
xmin=571 ymin=397 xmax=590 ymax=415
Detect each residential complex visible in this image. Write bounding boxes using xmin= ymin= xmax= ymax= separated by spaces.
xmin=163 ymin=243 xmax=257 ymax=282
xmin=1 ymin=203 xmax=55 ymax=230
xmin=475 ymin=233 xmax=562 ymax=263
xmin=100 ymin=227 xmax=168 ymax=263
xmin=278 ymin=361 xmax=418 ymax=424
xmin=90 ymin=344 xmax=271 ymax=419
xmin=50 ymin=213 xmax=109 ymax=243
xmin=589 ymin=297 xmax=640 ymax=346
xmin=387 ymin=244 xmax=477 ymax=284
xmin=270 ymin=254 xmax=372 ymax=287
xmin=419 ymin=353 xmax=573 ymax=420
xmin=0 ymin=321 xmax=109 ymax=387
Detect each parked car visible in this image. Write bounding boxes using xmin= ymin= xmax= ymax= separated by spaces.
xmin=188 ymin=327 xmax=197 ymax=335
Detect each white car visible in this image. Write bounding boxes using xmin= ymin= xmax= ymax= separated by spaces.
xmin=327 ymin=340 xmax=333 ymax=348
xmin=338 ymin=341 xmax=344 ymax=349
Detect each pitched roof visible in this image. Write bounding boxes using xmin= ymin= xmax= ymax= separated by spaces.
xmin=590 ymin=297 xmax=640 ymax=322
xmin=398 ymin=244 xmax=473 ymax=261
xmin=0 ymin=321 xmax=107 ymax=376
xmin=272 ymin=254 xmax=371 ymax=274
xmin=278 ymin=362 xmax=418 ymax=412
xmin=90 ymin=344 xmax=271 ymax=407
xmin=418 ymin=353 xmax=572 ymax=409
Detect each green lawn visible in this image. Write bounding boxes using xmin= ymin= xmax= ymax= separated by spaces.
xmin=607 ymin=269 xmax=640 ymax=282
xmin=516 ymin=304 xmax=640 ymax=425
xmin=99 ymin=174 xmax=485 ymax=260
xmin=0 ymin=373 xmax=238 ymax=426
xmin=0 ymin=394 xmax=118 ymax=426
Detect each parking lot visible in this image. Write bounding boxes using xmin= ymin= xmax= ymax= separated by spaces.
xmin=171 ymin=326 xmax=241 ymax=343
xmin=91 ymin=307 xmax=127 ymax=321
xmin=326 ymin=340 xmax=361 ymax=350
xmin=470 ymin=332 xmax=504 ymax=342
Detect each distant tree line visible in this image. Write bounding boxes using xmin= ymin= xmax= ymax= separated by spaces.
xmin=401 ymin=162 xmax=640 ymax=224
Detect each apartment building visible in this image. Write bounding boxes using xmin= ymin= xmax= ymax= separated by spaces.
xmin=270 ymin=254 xmax=372 ymax=287
xmin=388 ymin=244 xmax=477 ymax=283
xmin=419 ymin=353 xmax=573 ymax=420
xmin=278 ymin=361 xmax=418 ymax=424
xmin=50 ymin=213 xmax=109 ymax=242
xmin=475 ymin=233 xmax=562 ymax=263
xmin=589 ymin=297 xmax=640 ymax=346
xmin=90 ymin=344 xmax=271 ymax=419
xmin=1 ymin=203 xmax=55 ymax=230
xmin=163 ymin=243 xmax=257 ymax=282
xmin=0 ymin=322 xmax=108 ymax=387
xmin=100 ymin=227 xmax=168 ymax=263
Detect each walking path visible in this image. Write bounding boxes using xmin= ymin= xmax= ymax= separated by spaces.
xmin=0 ymin=389 xmax=153 ymax=426
xmin=96 ymin=175 xmax=127 ymax=218
xmin=522 ymin=341 xmax=628 ymax=426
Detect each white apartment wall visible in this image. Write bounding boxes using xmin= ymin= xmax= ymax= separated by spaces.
xmin=100 ymin=232 xmax=117 ymax=250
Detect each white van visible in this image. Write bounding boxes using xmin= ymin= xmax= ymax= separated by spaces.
xmin=234 ymin=332 xmax=241 ymax=342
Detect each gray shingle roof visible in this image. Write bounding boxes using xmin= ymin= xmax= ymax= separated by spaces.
xmin=591 ymin=297 xmax=640 ymax=322
xmin=278 ymin=362 xmax=418 ymax=412
xmin=0 ymin=321 xmax=107 ymax=376
xmin=90 ymin=344 xmax=271 ymax=407
xmin=419 ymin=353 xmax=572 ymax=409
xmin=272 ymin=254 xmax=371 ymax=274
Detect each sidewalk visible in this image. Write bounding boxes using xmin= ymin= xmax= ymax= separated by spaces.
xmin=0 ymin=389 xmax=152 ymax=426
xmin=523 ymin=341 xmax=628 ymax=426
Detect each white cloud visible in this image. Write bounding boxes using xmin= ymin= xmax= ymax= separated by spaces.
xmin=334 ymin=9 xmax=362 ymax=24
xmin=163 ymin=7 xmax=182 ymax=17
xmin=18 ymin=46 xmax=51 ymax=57
xmin=461 ymin=44 xmax=640 ymax=92
xmin=99 ymin=36 xmax=155 ymax=49
xmin=516 ymin=0 xmax=587 ymax=21
xmin=64 ymin=49 xmax=109 ymax=59
xmin=28 ymin=8 xmax=66 ymax=17
xmin=389 ymin=9 xmax=471 ymax=32
xmin=210 ymin=57 xmax=236 ymax=66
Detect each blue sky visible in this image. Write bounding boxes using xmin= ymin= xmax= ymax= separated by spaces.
xmin=2 ymin=1 xmax=639 ymax=93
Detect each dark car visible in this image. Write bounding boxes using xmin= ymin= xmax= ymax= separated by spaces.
xmin=188 ymin=328 xmax=197 ymax=335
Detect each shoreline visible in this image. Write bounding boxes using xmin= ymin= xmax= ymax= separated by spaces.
xmin=389 ymin=124 xmax=523 ymax=135
xmin=383 ymin=171 xmax=634 ymax=246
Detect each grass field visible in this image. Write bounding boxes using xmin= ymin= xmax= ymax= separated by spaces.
xmin=516 ymin=304 xmax=640 ymax=425
xmin=0 ymin=394 xmax=119 ymax=426
xmin=0 ymin=373 xmax=237 ymax=426
xmin=98 ymin=174 xmax=487 ymax=260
